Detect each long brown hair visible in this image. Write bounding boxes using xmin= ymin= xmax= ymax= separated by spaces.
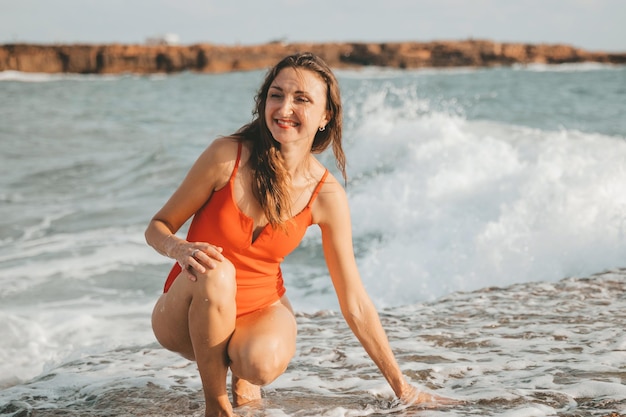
xmin=234 ymin=52 xmax=345 ymax=227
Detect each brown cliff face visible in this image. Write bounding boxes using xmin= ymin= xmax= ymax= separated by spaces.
xmin=1 ymin=40 xmax=624 ymax=74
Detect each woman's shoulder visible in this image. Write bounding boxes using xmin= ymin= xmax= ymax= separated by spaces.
xmin=200 ymin=136 xmax=242 ymax=169
xmin=206 ymin=136 xmax=241 ymax=160
xmin=191 ymin=136 xmax=242 ymax=187
xmin=311 ymin=166 xmax=350 ymax=225
xmin=313 ymin=160 xmax=344 ymax=195
xmin=319 ymin=173 xmax=347 ymax=202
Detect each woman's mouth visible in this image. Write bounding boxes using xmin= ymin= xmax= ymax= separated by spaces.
xmin=276 ymin=118 xmax=299 ymax=129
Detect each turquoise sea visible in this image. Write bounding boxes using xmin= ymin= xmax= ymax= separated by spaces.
xmin=0 ymin=63 xmax=625 ymax=416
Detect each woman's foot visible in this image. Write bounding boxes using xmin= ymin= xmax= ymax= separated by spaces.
xmin=231 ymin=374 xmax=262 ymax=407
xmin=204 ymin=394 xmax=236 ymax=417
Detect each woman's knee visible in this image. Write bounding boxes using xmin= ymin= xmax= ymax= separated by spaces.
xmin=230 ymin=323 xmax=297 ymax=385
xmin=193 ymin=257 xmax=236 ymax=301
xmin=235 ymin=345 xmax=293 ymax=386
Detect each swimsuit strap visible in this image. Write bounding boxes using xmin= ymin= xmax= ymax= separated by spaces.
xmin=229 ymin=141 xmax=327 ymax=209
xmin=306 ymin=169 xmax=329 ymax=208
xmin=229 ymin=142 xmax=243 ymax=182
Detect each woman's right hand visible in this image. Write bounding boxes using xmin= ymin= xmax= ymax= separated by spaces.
xmin=164 ymin=235 xmax=224 ymax=281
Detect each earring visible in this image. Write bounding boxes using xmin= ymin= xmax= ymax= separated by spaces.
xmin=319 ymin=126 xmax=326 ymax=132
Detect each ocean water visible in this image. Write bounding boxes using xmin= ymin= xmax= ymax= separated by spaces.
xmin=0 ymin=63 xmax=625 ymax=416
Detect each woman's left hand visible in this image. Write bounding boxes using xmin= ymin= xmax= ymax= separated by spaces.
xmin=400 ymin=384 xmax=462 ymax=408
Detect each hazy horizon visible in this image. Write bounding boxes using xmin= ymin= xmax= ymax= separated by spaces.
xmin=1 ymin=0 xmax=625 ymax=52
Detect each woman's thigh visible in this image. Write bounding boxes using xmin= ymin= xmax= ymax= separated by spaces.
xmin=228 ymin=296 xmax=297 ymax=385
xmin=151 ymin=259 xmax=237 ymax=361
xmin=151 ymin=274 xmax=195 ymax=360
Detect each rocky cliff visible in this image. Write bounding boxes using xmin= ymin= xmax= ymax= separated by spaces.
xmin=1 ymin=40 xmax=624 ymax=74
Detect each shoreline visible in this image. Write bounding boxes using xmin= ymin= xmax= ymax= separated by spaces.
xmin=1 ymin=39 xmax=625 ymax=75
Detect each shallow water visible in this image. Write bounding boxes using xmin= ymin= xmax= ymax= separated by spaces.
xmin=1 ymin=271 xmax=625 ymax=416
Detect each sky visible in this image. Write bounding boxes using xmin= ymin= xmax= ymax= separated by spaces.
xmin=1 ymin=0 xmax=625 ymax=52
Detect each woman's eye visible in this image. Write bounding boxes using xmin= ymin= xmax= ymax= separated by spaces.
xmin=296 ymin=96 xmax=310 ymax=103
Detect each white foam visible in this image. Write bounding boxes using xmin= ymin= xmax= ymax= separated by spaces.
xmin=515 ymin=62 xmax=623 ymax=72
xmin=339 ymin=97 xmax=626 ymax=306
xmin=0 ymin=70 xmax=158 ymax=82
xmin=562 ymin=380 xmax=626 ymax=398
xmin=0 ymin=70 xmax=67 ymax=82
xmin=1 ymin=274 xmax=623 ymax=414
xmin=496 ymin=404 xmax=557 ymax=417
xmin=0 ymin=297 xmax=154 ymax=385
xmin=336 ymin=66 xmax=484 ymax=81
xmin=0 ymin=225 xmax=166 ymax=297
xmin=0 ymin=297 xmax=157 ymax=385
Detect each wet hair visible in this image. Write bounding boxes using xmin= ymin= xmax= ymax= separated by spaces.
xmin=234 ymin=52 xmax=345 ymax=227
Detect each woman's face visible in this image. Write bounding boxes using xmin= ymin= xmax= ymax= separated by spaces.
xmin=264 ymin=67 xmax=329 ymax=148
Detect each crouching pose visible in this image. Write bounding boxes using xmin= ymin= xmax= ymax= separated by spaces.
xmin=146 ymin=52 xmax=452 ymax=417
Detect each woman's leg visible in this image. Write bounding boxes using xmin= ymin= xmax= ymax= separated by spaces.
xmin=228 ymin=296 xmax=297 ymax=407
xmin=152 ymin=259 xmax=237 ymax=417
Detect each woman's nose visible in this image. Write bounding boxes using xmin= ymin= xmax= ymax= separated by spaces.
xmin=277 ymin=97 xmax=293 ymax=116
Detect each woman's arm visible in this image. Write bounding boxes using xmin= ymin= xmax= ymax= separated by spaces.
xmin=313 ymin=175 xmax=459 ymax=407
xmin=314 ymin=177 xmax=412 ymax=399
xmin=144 ymin=137 xmax=237 ymax=277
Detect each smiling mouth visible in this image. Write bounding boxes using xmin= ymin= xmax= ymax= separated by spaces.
xmin=276 ymin=119 xmax=299 ymax=128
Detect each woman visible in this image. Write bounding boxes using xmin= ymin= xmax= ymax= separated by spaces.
xmin=146 ymin=52 xmax=449 ymax=417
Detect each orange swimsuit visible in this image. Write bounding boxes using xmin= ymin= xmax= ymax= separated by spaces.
xmin=163 ymin=142 xmax=329 ymax=317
